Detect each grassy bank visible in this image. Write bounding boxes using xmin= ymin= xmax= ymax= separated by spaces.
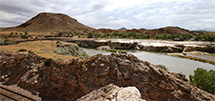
xmin=178 ymin=55 xmax=215 ymax=65
xmin=105 ymin=49 xmax=127 ymax=54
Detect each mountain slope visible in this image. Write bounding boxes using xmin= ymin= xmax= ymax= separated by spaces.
xmin=4 ymin=12 xmax=95 ymax=33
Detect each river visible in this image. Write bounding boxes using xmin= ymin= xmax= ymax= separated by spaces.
xmin=80 ymin=48 xmax=215 ymax=78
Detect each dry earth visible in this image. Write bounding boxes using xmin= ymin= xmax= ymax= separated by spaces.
xmin=0 ymin=40 xmax=77 ymax=59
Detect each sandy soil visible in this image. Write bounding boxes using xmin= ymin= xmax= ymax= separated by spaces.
xmin=0 ymin=40 xmax=77 ymax=59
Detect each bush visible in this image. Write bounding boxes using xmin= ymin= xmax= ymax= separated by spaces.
xmin=96 ymin=53 xmax=103 ymax=56
xmin=53 ymin=45 xmax=80 ymax=56
xmin=44 ymin=58 xmax=53 ymax=66
xmin=25 ymin=31 xmax=28 ymax=35
xmin=56 ymin=41 xmax=61 ymax=44
xmin=17 ymin=49 xmax=27 ymax=52
xmin=10 ymin=32 xmax=14 ymax=35
xmin=4 ymin=38 xmax=9 ymax=43
xmin=21 ymin=35 xmax=28 ymax=39
xmin=156 ymin=65 xmax=168 ymax=71
xmin=87 ymin=32 xmax=94 ymax=38
xmin=105 ymin=49 xmax=127 ymax=54
xmin=81 ymin=51 xmax=89 ymax=58
xmin=189 ymin=67 xmax=215 ymax=95
xmin=76 ymin=41 xmax=80 ymax=46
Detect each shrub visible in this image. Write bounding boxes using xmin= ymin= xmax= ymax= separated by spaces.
xmin=96 ymin=53 xmax=103 ymax=56
xmin=53 ymin=45 xmax=80 ymax=56
xmin=56 ymin=41 xmax=61 ymax=44
xmin=105 ymin=49 xmax=127 ymax=54
xmin=10 ymin=32 xmax=14 ymax=35
xmin=56 ymin=44 xmax=60 ymax=47
xmin=17 ymin=49 xmax=27 ymax=52
xmin=81 ymin=51 xmax=89 ymax=58
xmin=83 ymin=44 xmax=89 ymax=48
xmin=21 ymin=35 xmax=28 ymax=39
xmin=4 ymin=38 xmax=9 ymax=43
xmin=156 ymin=65 xmax=168 ymax=71
xmin=87 ymin=32 xmax=94 ymax=38
xmin=25 ymin=31 xmax=28 ymax=35
xmin=44 ymin=58 xmax=53 ymax=66
xmin=76 ymin=41 xmax=80 ymax=46
xmin=189 ymin=67 xmax=215 ymax=95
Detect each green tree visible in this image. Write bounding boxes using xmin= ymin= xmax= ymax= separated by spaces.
xmin=10 ymin=32 xmax=14 ymax=35
xmin=25 ymin=31 xmax=28 ymax=35
xmin=87 ymin=32 xmax=94 ymax=38
xmin=4 ymin=38 xmax=9 ymax=43
xmin=4 ymin=35 xmax=8 ymax=38
xmin=112 ymin=32 xmax=119 ymax=38
xmin=194 ymin=36 xmax=202 ymax=41
xmin=189 ymin=67 xmax=215 ymax=95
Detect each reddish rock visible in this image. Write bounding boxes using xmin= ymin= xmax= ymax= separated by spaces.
xmin=0 ymin=51 xmax=214 ymax=101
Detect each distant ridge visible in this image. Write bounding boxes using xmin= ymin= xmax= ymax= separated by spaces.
xmin=118 ymin=27 xmax=127 ymax=30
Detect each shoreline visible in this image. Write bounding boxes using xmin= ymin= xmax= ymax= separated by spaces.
xmin=167 ymin=52 xmax=215 ymax=65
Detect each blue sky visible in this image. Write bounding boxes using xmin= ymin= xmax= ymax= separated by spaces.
xmin=0 ymin=0 xmax=215 ymax=31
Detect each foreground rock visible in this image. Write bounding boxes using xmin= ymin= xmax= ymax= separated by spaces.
xmin=77 ymin=83 xmax=145 ymax=101
xmin=0 ymin=51 xmax=214 ymax=100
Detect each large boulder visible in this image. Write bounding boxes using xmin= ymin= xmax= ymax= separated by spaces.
xmin=77 ymin=83 xmax=145 ymax=101
xmin=0 ymin=51 xmax=214 ymax=101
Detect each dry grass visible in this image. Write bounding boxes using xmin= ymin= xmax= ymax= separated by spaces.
xmin=0 ymin=40 xmax=78 ymax=59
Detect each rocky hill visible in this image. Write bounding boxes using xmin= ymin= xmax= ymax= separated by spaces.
xmin=0 ymin=12 xmax=95 ymax=33
xmin=0 ymin=50 xmax=214 ymax=100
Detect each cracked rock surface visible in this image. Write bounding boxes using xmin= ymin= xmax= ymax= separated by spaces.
xmin=0 ymin=51 xmax=214 ymax=101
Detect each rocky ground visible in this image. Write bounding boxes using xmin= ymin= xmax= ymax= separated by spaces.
xmin=0 ymin=50 xmax=215 ymax=100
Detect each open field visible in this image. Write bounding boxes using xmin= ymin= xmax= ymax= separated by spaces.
xmin=0 ymin=40 xmax=77 ymax=59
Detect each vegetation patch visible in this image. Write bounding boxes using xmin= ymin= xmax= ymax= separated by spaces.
xmin=44 ymin=58 xmax=53 ymax=66
xmin=53 ymin=45 xmax=80 ymax=56
xmin=96 ymin=53 xmax=103 ymax=56
xmin=80 ymin=51 xmax=89 ymax=58
xmin=178 ymin=55 xmax=215 ymax=65
xmin=156 ymin=65 xmax=168 ymax=71
xmin=53 ymin=45 xmax=89 ymax=58
xmin=17 ymin=49 xmax=27 ymax=52
xmin=105 ymin=49 xmax=127 ymax=54
xmin=189 ymin=67 xmax=215 ymax=95
xmin=209 ymin=53 xmax=215 ymax=57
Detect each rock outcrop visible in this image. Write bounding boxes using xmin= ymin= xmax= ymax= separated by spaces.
xmin=0 ymin=51 xmax=214 ymax=101
xmin=77 ymin=83 xmax=145 ymax=101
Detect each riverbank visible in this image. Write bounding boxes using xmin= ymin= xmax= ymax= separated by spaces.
xmin=1 ymin=38 xmax=214 ymax=64
xmin=167 ymin=52 xmax=215 ymax=65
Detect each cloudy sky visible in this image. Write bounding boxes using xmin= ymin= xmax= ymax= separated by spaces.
xmin=0 ymin=0 xmax=215 ymax=31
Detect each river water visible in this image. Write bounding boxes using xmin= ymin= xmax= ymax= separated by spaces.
xmin=80 ymin=48 xmax=215 ymax=78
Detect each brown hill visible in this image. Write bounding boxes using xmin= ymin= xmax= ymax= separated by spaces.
xmin=1 ymin=12 xmax=95 ymax=33
xmin=97 ymin=26 xmax=193 ymax=38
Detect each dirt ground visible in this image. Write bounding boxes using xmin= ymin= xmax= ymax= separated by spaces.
xmin=0 ymin=40 xmax=77 ymax=59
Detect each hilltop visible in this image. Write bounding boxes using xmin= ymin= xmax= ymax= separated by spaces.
xmin=0 ymin=12 xmax=95 ymax=33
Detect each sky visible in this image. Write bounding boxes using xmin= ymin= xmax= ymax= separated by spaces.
xmin=0 ymin=0 xmax=215 ymax=31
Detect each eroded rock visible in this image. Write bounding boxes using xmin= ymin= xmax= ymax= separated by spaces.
xmin=77 ymin=83 xmax=145 ymax=101
xmin=0 ymin=51 xmax=214 ymax=101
